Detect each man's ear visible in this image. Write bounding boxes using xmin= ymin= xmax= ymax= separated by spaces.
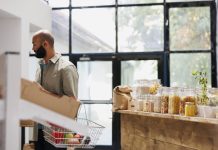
xmin=43 ymin=41 xmax=48 ymax=47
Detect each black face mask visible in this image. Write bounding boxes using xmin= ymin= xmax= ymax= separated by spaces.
xmin=35 ymin=45 xmax=46 ymax=58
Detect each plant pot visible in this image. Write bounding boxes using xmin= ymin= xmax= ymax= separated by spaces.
xmin=197 ymin=105 xmax=218 ymax=118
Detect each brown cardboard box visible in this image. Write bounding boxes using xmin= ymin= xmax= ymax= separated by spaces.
xmin=20 ymin=119 xmax=35 ymax=127
xmin=21 ymin=78 xmax=80 ymax=119
xmin=23 ymin=143 xmax=34 ymax=150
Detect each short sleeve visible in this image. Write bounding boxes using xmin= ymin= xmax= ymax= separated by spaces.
xmin=62 ymin=65 xmax=79 ymax=98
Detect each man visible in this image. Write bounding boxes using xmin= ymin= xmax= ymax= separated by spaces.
xmin=32 ymin=29 xmax=79 ymax=150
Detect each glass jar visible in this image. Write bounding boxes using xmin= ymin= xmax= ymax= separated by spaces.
xmin=128 ymin=98 xmax=138 ymax=111
xmin=159 ymin=87 xmax=170 ymax=113
xmin=137 ymin=95 xmax=146 ymax=111
xmin=132 ymin=79 xmax=151 ymax=98
xmin=149 ymin=95 xmax=154 ymax=112
xmin=179 ymin=88 xmax=197 ymax=115
xmin=143 ymin=95 xmax=150 ymax=112
xmin=185 ymin=102 xmax=196 ymax=116
xmin=143 ymin=95 xmax=154 ymax=112
xmin=168 ymin=87 xmax=180 ymax=114
xmin=153 ymin=88 xmax=161 ymax=113
xmin=208 ymin=88 xmax=218 ymax=106
xmin=149 ymin=79 xmax=161 ymax=95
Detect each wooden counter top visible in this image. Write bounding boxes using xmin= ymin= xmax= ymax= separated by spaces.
xmin=118 ymin=110 xmax=218 ymax=125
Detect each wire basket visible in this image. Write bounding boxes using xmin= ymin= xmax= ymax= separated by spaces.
xmin=43 ymin=118 xmax=104 ymax=149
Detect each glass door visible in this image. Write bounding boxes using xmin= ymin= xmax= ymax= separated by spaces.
xmin=76 ymin=60 xmax=113 ymax=147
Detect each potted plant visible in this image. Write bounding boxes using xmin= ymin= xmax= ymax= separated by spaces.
xmin=192 ymin=70 xmax=209 ymax=105
xmin=192 ymin=70 xmax=215 ymax=118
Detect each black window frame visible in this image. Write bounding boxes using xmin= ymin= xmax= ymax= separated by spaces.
xmin=29 ymin=0 xmax=217 ymax=149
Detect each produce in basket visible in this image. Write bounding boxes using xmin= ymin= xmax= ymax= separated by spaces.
xmin=52 ymin=131 xmax=64 ymax=144
xmin=74 ymin=134 xmax=84 ymax=143
xmin=64 ymin=133 xmax=74 ymax=144
xmin=67 ymin=138 xmax=80 ymax=144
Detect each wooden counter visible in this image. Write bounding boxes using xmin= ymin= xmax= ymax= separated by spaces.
xmin=118 ymin=110 xmax=218 ymax=150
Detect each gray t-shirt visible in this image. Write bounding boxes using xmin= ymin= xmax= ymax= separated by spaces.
xmin=35 ymin=53 xmax=78 ymax=98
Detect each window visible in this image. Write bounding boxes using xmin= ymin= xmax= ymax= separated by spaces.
xmin=118 ymin=6 xmax=164 ymax=52
xmin=52 ymin=10 xmax=69 ymax=53
xmin=28 ymin=0 xmax=216 ymax=149
xmin=166 ymin=2 xmax=215 ymax=87
xmin=71 ymin=8 xmax=115 ymax=53
xmin=121 ymin=60 xmax=158 ymax=85
xmin=169 ymin=7 xmax=211 ymax=51
xmin=77 ymin=61 xmax=112 ymax=100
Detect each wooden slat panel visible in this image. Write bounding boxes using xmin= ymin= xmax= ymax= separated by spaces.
xmin=121 ymin=113 xmax=218 ymax=150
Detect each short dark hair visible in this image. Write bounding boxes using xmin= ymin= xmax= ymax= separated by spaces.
xmin=34 ymin=29 xmax=54 ymax=47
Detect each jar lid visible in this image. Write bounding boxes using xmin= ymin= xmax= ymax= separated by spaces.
xmin=185 ymin=102 xmax=194 ymax=105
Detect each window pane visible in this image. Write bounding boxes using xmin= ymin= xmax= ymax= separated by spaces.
xmin=52 ymin=10 xmax=69 ymax=53
xmin=170 ymin=7 xmax=211 ymax=51
xmin=118 ymin=0 xmax=163 ymax=4
xmin=72 ymin=0 xmax=114 ymax=6
xmin=78 ymin=104 xmax=112 ymax=145
xmin=118 ymin=6 xmax=163 ymax=52
xmin=71 ymin=8 xmax=115 ymax=53
xmin=121 ymin=60 xmax=158 ymax=86
xmin=170 ymin=53 xmax=211 ymax=87
xmin=77 ymin=61 xmax=112 ymax=100
xmin=49 ymin=0 xmax=69 ymax=7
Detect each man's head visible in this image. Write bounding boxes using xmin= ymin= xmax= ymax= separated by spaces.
xmin=32 ymin=29 xmax=55 ymax=59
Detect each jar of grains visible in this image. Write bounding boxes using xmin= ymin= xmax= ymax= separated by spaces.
xmin=153 ymin=93 xmax=161 ymax=113
xmin=185 ymin=102 xmax=196 ymax=116
xmin=180 ymin=88 xmax=197 ymax=115
xmin=143 ymin=95 xmax=153 ymax=112
xmin=168 ymin=87 xmax=181 ymax=114
xmin=159 ymin=87 xmax=170 ymax=114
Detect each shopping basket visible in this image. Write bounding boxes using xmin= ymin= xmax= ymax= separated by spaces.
xmin=43 ymin=118 xmax=104 ymax=149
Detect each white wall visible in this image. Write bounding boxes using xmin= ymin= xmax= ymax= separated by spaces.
xmin=0 ymin=1 xmax=52 ymax=149
xmin=0 ymin=0 xmax=51 ymax=30
xmin=0 ymin=0 xmax=51 ymax=78
xmin=0 ymin=19 xmax=21 ymax=53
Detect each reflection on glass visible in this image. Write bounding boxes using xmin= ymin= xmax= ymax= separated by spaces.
xmin=170 ymin=7 xmax=211 ymax=51
xmin=118 ymin=6 xmax=163 ymax=52
xmin=170 ymin=53 xmax=211 ymax=87
xmin=121 ymin=60 xmax=158 ymax=86
xmin=49 ymin=0 xmax=69 ymax=7
xmin=71 ymin=8 xmax=115 ymax=53
xmin=72 ymin=0 xmax=114 ymax=6
xmin=78 ymin=104 xmax=112 ymax=145
xmin=119 ymin=0 xmax=163 ymax=4
xmin=52 ymin=10 xmax=69 ymax=53
xmin=77 ymin=61 xmax=112 ymax=100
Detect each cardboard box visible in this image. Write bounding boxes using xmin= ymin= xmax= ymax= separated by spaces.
xmin=20 ymin=119 xmax=35 ymax=127
xmin=23 ymin=143 xmax=34 ymax=150
xmin=21 ymin=78 xmax=80 ymax=119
